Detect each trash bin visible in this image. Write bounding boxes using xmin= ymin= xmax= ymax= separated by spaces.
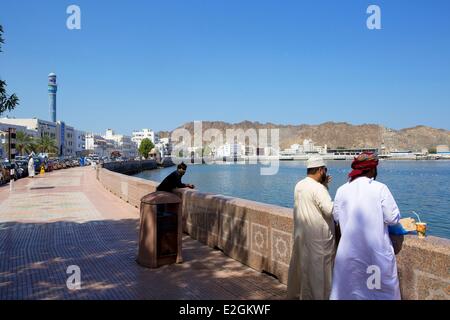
xmin=136 ymin=191 xmax=183 ymax=268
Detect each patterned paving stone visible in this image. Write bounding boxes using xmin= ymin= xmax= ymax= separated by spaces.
xmin=0 ymin=167 xmax=287 ymax=300
xmin=0 ymin=192 xmax=102 ymax=223
xmin=27 ymin=177 xmax=81 ymax=188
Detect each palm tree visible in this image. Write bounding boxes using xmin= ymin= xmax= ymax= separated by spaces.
xmin=15 ymin=131 xmax=35 ymax=156
xmin=0 ymin=25 xmax=19 ymax=115
xmin=35 ymin=135 xmax=58 ymax=154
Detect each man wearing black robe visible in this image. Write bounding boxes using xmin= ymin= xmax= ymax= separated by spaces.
xmin=157 ymin=162 xmax=194 ymax=192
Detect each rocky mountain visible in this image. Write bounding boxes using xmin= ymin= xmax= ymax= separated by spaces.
xmin=158 ymin=121 xmax=450 ymax=151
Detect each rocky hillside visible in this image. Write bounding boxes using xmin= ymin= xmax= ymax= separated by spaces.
xmin=159 ymin=121 xmax=450 ymax=151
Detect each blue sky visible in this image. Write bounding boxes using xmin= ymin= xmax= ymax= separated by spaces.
xmin=1 ymin=0 xmax=449 ymax=134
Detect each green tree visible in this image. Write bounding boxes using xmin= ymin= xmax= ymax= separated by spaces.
xmin=139 ymin=138 xmax=154 ymax=159
xmin=15 ymin=131 xmax=35 ymax=155
xmin=428 ymin=147 xmax=437 ymax=154
xmin=0 ymin=25 xmax=19 ymax=115
xmin=35 ymin=136 xmax=58 ymax=154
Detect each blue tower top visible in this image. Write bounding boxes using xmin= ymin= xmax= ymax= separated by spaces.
xmin=48 ymin=73 xmax=57 ymax=93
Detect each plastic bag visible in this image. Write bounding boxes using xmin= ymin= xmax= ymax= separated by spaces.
xmin=388 ymin=223 xmax=410 ymax=235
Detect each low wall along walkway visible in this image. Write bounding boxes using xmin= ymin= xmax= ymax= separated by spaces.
xmin=97 ymin=164 xmax=450 ymax=300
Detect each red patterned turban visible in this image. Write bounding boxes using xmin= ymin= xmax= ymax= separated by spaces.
xmin=348 ymin=152 xmax=379 ymax=181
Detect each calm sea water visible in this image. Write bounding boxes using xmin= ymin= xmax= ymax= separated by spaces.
xmin=134 ymin=161 xmax=450 ymax=239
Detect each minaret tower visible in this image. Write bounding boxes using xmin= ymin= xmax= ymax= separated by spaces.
xmin=48 ymin=73 xmax=57 ymax=122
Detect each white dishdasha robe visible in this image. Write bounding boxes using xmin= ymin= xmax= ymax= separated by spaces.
xmin=330 ymin=177 xmax=401 ymax=300
xmin=28 ymin=157 xmax=35 ymax=177
xmin=287 ymin=177 xmax=336 ymax=300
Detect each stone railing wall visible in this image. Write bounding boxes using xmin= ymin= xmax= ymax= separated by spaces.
xmin=97 ymin=164 xmax=450 ymax=300
xmin=98 ymin=165 xmax=159 ymax=205
xmin=102 ymin=160 xmax=158 ymax=175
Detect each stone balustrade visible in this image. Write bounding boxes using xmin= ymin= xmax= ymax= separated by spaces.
xmin=102 ymin=160 xmax=158 ymax=175
xmin=97 ymin=164 xmax=450 ymax=300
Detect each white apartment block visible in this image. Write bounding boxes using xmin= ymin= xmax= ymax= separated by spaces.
xmin=0 ymin=117 xmax=76 ymax=157
xmin=154 ymin=137 xmax=171 ymax=157
xmin=86 ymin=133 xmax=113 ymax=157
xmin=132 ymin=129 xmax=157 ymax=148
xmin=216 ymin=143 xmax=244 ymax=158
xmin=75 ymin=130 xmax=86 ymax=156
xmin=281 ymin=139 xmax=327 ymax=156
xmin=56 ymin=121 xmax=75 ymax=156
xmin=103 ymin=129 xmax=136 ymax=158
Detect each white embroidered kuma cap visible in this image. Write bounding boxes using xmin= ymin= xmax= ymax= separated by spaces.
xmin=307 ymin=155 xmax=326 ymax=169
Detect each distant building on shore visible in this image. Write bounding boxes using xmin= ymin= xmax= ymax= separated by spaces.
xmin=104 ymin=129 xmax=136 ymax=158
xmin=86 ymin=133 xmax=111 ymax=157
xmin=0 ymin=117 xmax=76 ymax=157
xmin=0 ymin=122 xmax=34 ymax=159
xmin=388 ymin=150 xmax=417 ymax=159
xmin=436 ymin=145 xmax=450 ymax=154
xmin=154 ymin=137 xmax=172 ymax=158
xmin=75 ymin=130 xmax=86 ymax=156
xmin=216 ymin=143 xmax=243 ymax=158
xmin=328 ymin=148 xmax=379 ymax=156
xmin=86 ymin=129 xmax=137 ymax=158
xmin=281 ymin=139 xmax=328 ymax=156
xmin=132 ymin=129 xmax=157 ymax=148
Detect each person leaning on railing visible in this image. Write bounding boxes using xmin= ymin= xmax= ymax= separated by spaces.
xmin=156 ymin=162 xmax=195 ymax=192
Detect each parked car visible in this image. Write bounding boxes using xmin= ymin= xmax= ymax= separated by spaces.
xmin=13 ymin=160 xmax=29 ymax=179
xmin=14 ymin=155 xmax=28 ymax=161
xmin=45 ymin=159 xmax=55 ymax=172
xmin=0 ymin=161 xmax=13 ymax=185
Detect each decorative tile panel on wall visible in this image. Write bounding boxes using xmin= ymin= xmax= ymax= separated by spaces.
xmin=220 ymin=214 xmax=249 ymax=250
xmin=251 ymin=222 xmax=268 ymax=257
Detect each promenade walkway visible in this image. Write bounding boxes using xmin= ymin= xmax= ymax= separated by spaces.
xmin=0 ymin=167 xmax=286 ymax=299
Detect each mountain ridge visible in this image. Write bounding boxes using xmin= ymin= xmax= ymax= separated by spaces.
xmin=158 ymin=121 xmax=450 ymax=151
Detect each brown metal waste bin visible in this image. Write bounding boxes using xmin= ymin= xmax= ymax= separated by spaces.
xmin=136 ymin=191 xmax=183 ymax=268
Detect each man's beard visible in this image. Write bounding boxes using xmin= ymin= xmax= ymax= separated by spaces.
xmin=320 ymin=172 xmax=327 ymax=184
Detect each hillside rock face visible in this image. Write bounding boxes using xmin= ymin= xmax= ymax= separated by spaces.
xmin=159 ymin=121 xmax=450 ymax=151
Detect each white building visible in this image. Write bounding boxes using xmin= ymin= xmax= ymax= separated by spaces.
xmin=303 ymin=139 xmax=315 ymax=153
xmin=0 ymin=122 xmax=33 ymax=159
xmin=154 ymin=137 xmax=172 ymax=157
xmin=281 ymin=140 xmax=327 ymax=156
xmin=0 ymin=117 xmax=76 ymax=157
xmin=56 ymin=121 xmax=75 ymax=156
xmin=86 ymin=133 xmax=112 ymax=157
xmin=216 ymin=143 xmax=244 ymax=158
xmin=1 ymin=118 xmax=57 ymax=140
xmin=132 ymin=129 xmax=157 ymax=148
xmin=315 ymin=144 xmax=328 ymax=155
xmin=103 ymin=129 xmax=136 ymax=158
xmin=0 ymin=122 xmax=36 ymax=137
xmin=389 ymin=150 xmax=416 ymax=159
xmin=436 ymin=145 xmax=450 ymax=154
xmin=75 ymin=130 xmax=86 ymax=156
